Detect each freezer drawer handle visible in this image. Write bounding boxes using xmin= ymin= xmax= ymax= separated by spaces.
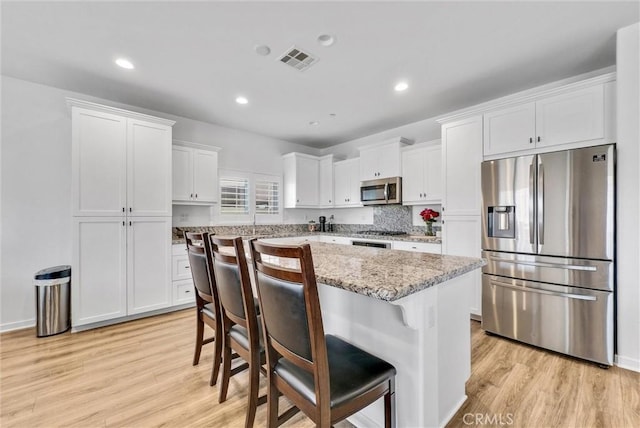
xmin=488 ymin=255 xmax=597 ymax=272
xmin=489 ymin=279 xmax=597 ymax=301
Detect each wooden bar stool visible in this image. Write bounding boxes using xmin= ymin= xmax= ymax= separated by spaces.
xmin=209 ymin=236 xmax=265 ymax=428
xmin=185 ymin=232 xmax=223 ymax=387
xmin=249 ymin=239 xmax=397 ymax=428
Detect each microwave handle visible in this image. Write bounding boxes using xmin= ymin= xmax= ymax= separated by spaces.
xmin=383 ymin=182 xmax=389 ymax=202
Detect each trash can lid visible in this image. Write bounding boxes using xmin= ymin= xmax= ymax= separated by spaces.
xmin=35 ymin=265 xmax=71 ymax=280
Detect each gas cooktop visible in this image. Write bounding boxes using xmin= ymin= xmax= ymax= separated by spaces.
xmin=359 ymin=230 xmax=408 ymax=236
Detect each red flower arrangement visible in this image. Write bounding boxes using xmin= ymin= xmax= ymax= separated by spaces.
xmin=420 ymin=208 xmax=440 ymax=223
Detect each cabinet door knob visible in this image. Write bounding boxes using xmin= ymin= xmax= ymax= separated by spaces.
xmin=122 ymin=221 xmax=125 ymax=226
xmin=129 ymin=207 xmax=132 ymax=212
xmin=122 ymin=207 xmax=125 ymax=213
xmin=537 ymin=136 xmax=541 ymax=142
xmin=530 ymin=137 xmax=533 ymax=144
xmin=129 ymin=221 xmax=132 ymax=226
xmin=190 ymin=193 xmax=193 ymax=198
xmin=195 ymin=193 xmax=198 ymax=198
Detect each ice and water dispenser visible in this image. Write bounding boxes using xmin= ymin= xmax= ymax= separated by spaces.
xmin=487 ymin=206 xmax=515 ymax=239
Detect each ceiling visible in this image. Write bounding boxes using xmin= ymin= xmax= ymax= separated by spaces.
xmin=2 ymin=1 xmax=638 ymax=148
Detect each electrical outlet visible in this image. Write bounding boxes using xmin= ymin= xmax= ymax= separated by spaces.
xmin=180 ymin=213 xmax=188 ymax=222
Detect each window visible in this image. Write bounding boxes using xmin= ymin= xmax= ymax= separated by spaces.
xmin=220 ymin=177 xmax=249 ymax=215
xmin=218 ymin=170 xmax=282 ymax=223
xmin=255 ymin=177 xmax=280 ymax=215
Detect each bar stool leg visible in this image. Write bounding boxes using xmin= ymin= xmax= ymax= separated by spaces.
xmin=193 ymin=311 xmax=204 ymax=366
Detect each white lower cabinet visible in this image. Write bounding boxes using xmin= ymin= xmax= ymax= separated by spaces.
xmin=127 ymin=219 xmax=172 ymax=315
xmin=442 ymin=215 xmax=482 ymax=319
xmin=392 ymin=240 xmax=441 ymax=254
xmin=72 ymin=217 xmax=172 ymax=327
xmin=173 ymin=279 xmax=196 ymax=305
xmin=318 ymin=235 xmax=353 ymax=245
xmin=172 ymin=244 xmax=196 ymax=306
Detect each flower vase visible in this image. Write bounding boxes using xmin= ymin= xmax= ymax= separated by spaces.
xmin=425 ymin=221 xmax=434 ymax=236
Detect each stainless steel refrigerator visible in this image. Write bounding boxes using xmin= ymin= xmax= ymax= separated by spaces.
xmin=481 ymin=144 xmax=615 ymax=366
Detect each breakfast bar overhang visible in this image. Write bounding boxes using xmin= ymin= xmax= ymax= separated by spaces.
xmin=264 ymin=240 xmax=485 ymax=428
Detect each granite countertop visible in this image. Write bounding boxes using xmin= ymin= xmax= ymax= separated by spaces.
xmin=258 ymin=241 xmax=484 ymax=302
xmin=172 ymin=231 xmax=442 ymax=246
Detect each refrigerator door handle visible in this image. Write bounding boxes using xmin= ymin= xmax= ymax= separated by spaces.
xmin=529 ymin=162 xmax=535 ymax=244
xmin=488 ymin=255 xmax=598 ymax=271
xmin=537 ymin=161 xmax=545 ymax=245
xmin=489 ymin=278 xmax=597 ymax=301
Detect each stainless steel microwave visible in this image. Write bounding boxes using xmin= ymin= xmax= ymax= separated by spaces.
xmin=360 ymin=177 xmax=402 ymax=205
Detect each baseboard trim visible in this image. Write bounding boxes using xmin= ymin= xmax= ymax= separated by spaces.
xmin=71 ymin=304 xmax=195 ymax=332
xmin=347 ymin=410 xmax=381 ymax=428
xmin=440 ymin=394 xmax=468 ymax=427
xmin=0 ymin=319 xmax=35 ymax=334
xmin=615 ymin=354 xmax=640 ymax=372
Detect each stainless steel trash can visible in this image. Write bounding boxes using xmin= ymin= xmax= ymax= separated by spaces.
xmin=35 ymin=265 xmax=71 ymax=337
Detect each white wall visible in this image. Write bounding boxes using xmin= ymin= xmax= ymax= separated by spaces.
xmin=615 ymin=23 xmax=640 ymax=372
xmin=0 ymin=75 xmax=319 ymax=330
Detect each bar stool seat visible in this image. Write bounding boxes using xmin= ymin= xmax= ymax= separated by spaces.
xmin=274 ymin=334 xmax=396 ymax=408
xmin=202 ymin=303 xmax=216 ymax=319
xmin=229 ymin=319 xmax=264 ymax=352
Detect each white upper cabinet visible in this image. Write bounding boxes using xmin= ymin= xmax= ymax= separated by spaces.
xmin=402 ymin=144 xmax=442 ymax=205
xmin=172 ymin=146 xmax=193 ymax=201
xmin=72 ymin=109 xmax=127 ymax=216
xmin=318 ymin=155 xmax=334 ymax=208
xmin=334 ymin=158 xmax=361 ymax=207
xmin=127 ymin=119 xmax=172 ymax=216
xmin=172 ymin=143 xmax=219 ymax=204
xmin=442 ymin=116 xmax=483 ymax=217
xmin=535 ymin=84 xmax=604 ymax=148
xmin=70 ymin=99 xmax=174 ymax=217
xmin=483 ymin=102 xmax=536 ymax=155
xmin=283 ymin=153 xmax=319 ymax=208
xmin=359 ymin=137 xmax=409 ymax=181
xmin=483 ymin=83 xmax=610 ymax=157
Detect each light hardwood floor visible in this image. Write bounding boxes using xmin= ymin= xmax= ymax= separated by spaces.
xmin=1 ymin=309 xmax=638 ymax=427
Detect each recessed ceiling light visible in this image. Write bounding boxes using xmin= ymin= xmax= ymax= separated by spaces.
xmin=235 ymin=96 xmax=249 ymax=105
xmin=115 ymin=58 xmax=134 ymax=69
xmin=309 ymin=121 xmax=319 ymax=126
xmin=317 ymin=34 xmax=336 ymax=47
xmin=394 ymin=81 xmax=409 ymax=92
xmin=254 ymin=45 xmax=271 ymax=56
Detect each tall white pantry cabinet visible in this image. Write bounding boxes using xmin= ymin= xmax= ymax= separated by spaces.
xmin=68 ymin=99 xmax=175 ymax=329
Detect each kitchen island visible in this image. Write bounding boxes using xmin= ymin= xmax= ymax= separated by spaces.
xmin=258 ymin=239 xmax=485 ymax=428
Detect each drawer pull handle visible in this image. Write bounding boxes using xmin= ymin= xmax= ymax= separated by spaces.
xmin=184 ymin=266 xmax=191 ymax=269
xmin=488 ymin=255 xmax=596 ymax=271
xmin=490 ymin=279 xmax=596 ymax=301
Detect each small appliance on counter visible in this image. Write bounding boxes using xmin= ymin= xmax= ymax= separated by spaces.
xmin=328 ymin=215 xmax=335 ymax=232
xmin=319 ymin=216 xmax=326 ymax=232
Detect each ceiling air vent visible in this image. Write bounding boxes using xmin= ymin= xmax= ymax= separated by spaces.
xmin=278 ymin=46 xmax=318 ymax=72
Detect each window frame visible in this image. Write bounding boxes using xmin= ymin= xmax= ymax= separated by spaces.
xmin=217 ymin=169 xmax=283 ymax=224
